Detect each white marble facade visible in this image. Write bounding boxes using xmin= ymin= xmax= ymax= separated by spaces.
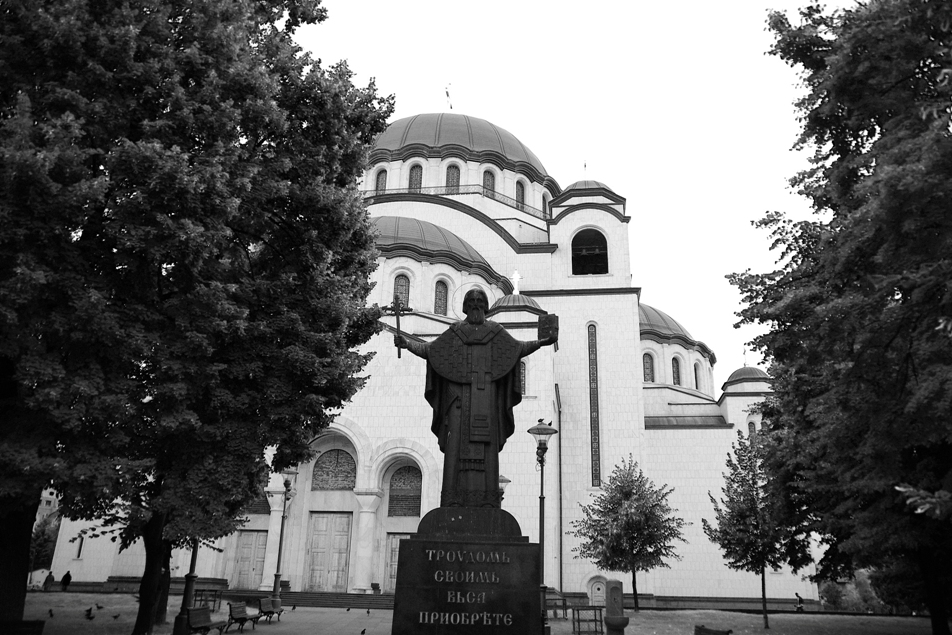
xmin=52 ymin=113 xmax=817 ymax=607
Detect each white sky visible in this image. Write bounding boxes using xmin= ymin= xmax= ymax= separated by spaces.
xmin=295 ymin=0 xmax=852 ymax=391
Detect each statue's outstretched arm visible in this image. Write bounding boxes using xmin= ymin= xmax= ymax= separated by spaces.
xmin=395 ymin=333 xmax=429 ymax=359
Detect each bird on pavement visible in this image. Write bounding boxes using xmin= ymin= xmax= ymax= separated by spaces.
xmin=84 ymin=613 xmax=95 ymax=621
xmin=291 ymin=605 xmax=296 ymax=610
xmin=346 ymin=607 xmax=351 ymax=611
xmin=48 ymin=609 xmax=53 ymax=618
xmin=96 ymin=603 xmax=104 ymax=610
xmin=113 ymin=614 xmax=121 ymax=620
xmin=366 ymin=608 xmax=370 ymax=615
xmin=360 ymin=630 xmax=366 ymax=635
xmin=85 ymin=607 xmax=94 ymax=617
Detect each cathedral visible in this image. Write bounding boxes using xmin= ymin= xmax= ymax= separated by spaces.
xmin=52 ymin=113 xmax=817 ymax=609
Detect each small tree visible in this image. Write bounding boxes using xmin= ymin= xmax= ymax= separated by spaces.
xmin=569 ymin=456 xmax=688 ymax=610
xmin=703 ymin=430 xmax=810 ymax=629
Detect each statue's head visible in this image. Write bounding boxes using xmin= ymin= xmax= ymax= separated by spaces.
xmin=462 ymin=289 xmax=490 ymax=325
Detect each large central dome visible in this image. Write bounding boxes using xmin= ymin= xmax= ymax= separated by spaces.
xmin=370 ymin=113 xmax=548 ymax=178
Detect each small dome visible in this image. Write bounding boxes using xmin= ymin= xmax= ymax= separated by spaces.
xmin=639 ymin=304 xmax=694 ymax=340
xmin=373 ymin=216 xmax=487 ymax=266
xmin=563 ymin=180 xmax=615 ymax=194
xmin=726 ymin=366 xmax=769 ymax=383
xmin=372 ymin=216 xmax=512 ymax=292
xmin=640 ymin=303 xmax=716 ymax=364
xmin=721 ymin=366 xmax=770 ymax=392
xmin=371 ymin=113 xmax=548 ymax=178
xmin=488 ymin=294 xmax=545 ymax=316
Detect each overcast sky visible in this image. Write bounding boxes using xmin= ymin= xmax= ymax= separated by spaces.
xmin=295 ymin=0 xmax=854 ymax=390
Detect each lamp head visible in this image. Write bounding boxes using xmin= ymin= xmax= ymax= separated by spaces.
xmin=527 ymin=421 xmax=557 ymax=448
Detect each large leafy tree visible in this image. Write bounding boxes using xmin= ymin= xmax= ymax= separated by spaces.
xmin=0 ymin=0 xmax=393 ymax=628
xmin=728 ymin=2 xmax=952 ymax=633
xmin=568 ymin=456 xmax=687 ymax=610
xmin=703 ymin=430 xmax=811 ymax=629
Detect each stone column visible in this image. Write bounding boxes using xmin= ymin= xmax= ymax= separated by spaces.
xmin=258 ymin=482 xmax=287 ymax=591
xmin=351 ymin=489 xmax=383 ymax=593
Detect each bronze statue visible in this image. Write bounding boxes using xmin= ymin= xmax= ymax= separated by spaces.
xmin=395 ymin=289 xmax=558 ymax=507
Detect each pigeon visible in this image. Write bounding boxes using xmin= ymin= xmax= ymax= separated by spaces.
xmin=48 ymin=609 xmax=53 ymax=618
xmin=113 ymin=614 xmax=120 ymax=620
xmin=84 ymin=613 xmax=95 ymax=621
xmin=85 ymin=607 xmax=94 ymax=617
xmin=366 ymin=608 xmax=371 ymax=615
xmin=96 ymin=603 xmax=104 ymax=610
xmin=346 ymin=607 xmax=351 ymax=611
xmin=291 ymin=605 xmax=296 ymax=611
xmin=361 ymin=630 xmax=366 ymax=635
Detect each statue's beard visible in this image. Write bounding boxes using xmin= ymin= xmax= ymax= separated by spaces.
xmin=466 ymin=308 xmax=486 ymax=325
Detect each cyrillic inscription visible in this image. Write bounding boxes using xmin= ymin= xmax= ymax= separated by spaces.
xmin=419 ymin=612 xmax=513 ymax=626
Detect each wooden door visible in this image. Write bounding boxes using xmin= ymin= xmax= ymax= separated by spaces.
xmin=234 ymin=531 xmax=268 ymax=589
xmin=385 ymin=533 xmax=410 ymax=592
xmin=307 ymin=513 xmax=352 ymax=592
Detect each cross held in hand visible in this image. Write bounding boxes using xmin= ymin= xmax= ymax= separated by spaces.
xmin=382 ymin=297 xmax=413 ymax=358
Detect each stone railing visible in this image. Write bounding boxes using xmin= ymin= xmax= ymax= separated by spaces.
xmin=364 ymin=185 xmax=549 ymax=220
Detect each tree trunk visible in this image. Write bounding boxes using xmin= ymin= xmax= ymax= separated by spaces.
xmin=0 ymin=495 xmax=41 ymax=620
xmin=631 ymin=570 xmax=639 ymax=611
xmin=761 ymin=567 xmax=769 ymax=629
xmin=132 ymin=511 xmax=168 ymax=635
xmin=920 ymin=553 xmax=951 ymax=635
xmin=154 ymin=543 xmax=172 ymax=625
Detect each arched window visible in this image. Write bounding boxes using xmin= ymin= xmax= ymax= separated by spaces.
xmin=375 ymin=169 xmax=387 ymax=193
xmin=393 ymin=274 xmax=410 ymax=309
xmin=748 ymin=421 xmax=756 ymax=436
xmin=388 ymin=466 xmax=422 ymax=517
xmin=446 ymin=165 xmax=460 ymax=195
xmin=520 ymin=361 xmax=527 ymax=394
xmin=409 ymin=164 xmax=423 ymax=192
xmin=434 ymin=280 xmax=448 ymax=316
xmin=672 ymin=358 xmax=681 ymax=386
xmin=643 ymin=354 xmax=654 ymax=382
xmin=483 ymin=170 xmax=495 ymax=192
xmin=515 ymin=181 xmax=526 ymax=211
xmin=542 ymin=194 xmax=550 ymax=218
xmin=572 ymin=229 xmax=609 ymax=275
xmin=311 ymin=449 xmax=357 ymax=490
xmin=694 ymin=362 xmax=702 ymax=390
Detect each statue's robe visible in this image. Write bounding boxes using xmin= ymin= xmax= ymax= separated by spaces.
xmin=425 ymin=319 xmax=524 ymax=507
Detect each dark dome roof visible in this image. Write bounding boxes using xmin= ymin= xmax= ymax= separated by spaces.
xmin=373 ymin=216 xmax=487 ymax=266
xmin=488 ymin=294 xmax=545 ymax=317
xmin=726 ymin=366 xmax=769 ymax=383
xmin=639 ymin=304 xmax=693 ymax=340
xmin=639 ymin=303 xmax=716 ymax=364
xmin=371 ymin=216 xmax=512 ymax=292
xmin=371 ymin=113 xmax=548 ymax=178
xmin=564 ymin=180 xmax=615 ymax=193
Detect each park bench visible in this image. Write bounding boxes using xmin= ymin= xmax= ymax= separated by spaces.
xmin=226 ymin=602 xmax=262 ymax=632
xmin=694 ymin=626 xmax=733 ymax=635
xmin=186 ymin=606 xmax=227 ymax=635
xmin=571 ymin=606 xmax=604 ymax=634
xmin=257 ymin=598 xmax=285 ymax=623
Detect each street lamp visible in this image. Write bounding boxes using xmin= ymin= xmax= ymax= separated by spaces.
xmin=171 ymin=538 xmax=200 ymax=635
xmin=528 ymin=420 xmax=557 ymax=635
xmin=498 ymin=474 xmax=511 ymax=502
xmin=272 ymin=469 xmax=297 ymax=601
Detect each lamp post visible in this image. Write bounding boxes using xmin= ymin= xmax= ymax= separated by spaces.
xmin=271 ymin=470 xmax=296 ymax=601
xmin=528 ymin=421 xmax=557 ymax=635
xmin=171 ymin=538 xmax=199 ymax=635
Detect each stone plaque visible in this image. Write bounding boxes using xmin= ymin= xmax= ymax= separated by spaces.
xmin=392 ymin=538 xmax=541 ymax=634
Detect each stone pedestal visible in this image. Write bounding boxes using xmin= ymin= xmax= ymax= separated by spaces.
xmin=392 ymin=507 xmax=541 ymax=634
